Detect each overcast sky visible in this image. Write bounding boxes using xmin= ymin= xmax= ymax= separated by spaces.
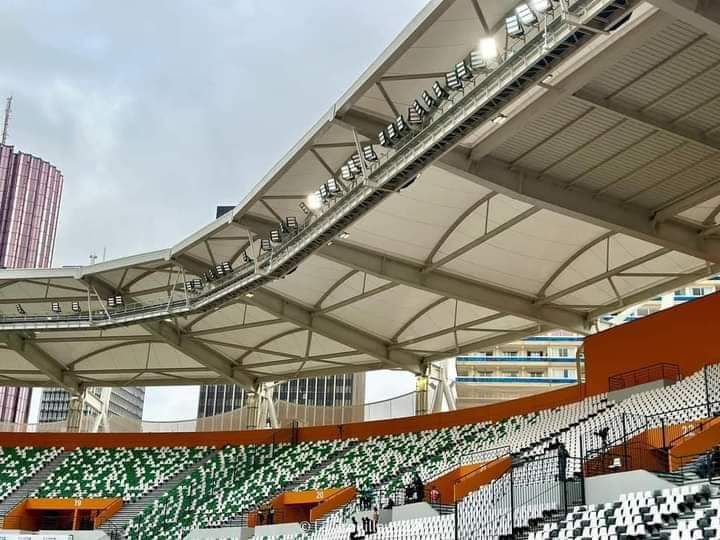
xmin=1 ymin=0 xmax=432 ymax=421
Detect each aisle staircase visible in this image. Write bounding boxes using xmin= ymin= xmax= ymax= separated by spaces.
xmin=99 ymin=448 xmax=219 ymax=539
xmin=224 ymin=440 xmax=360 ymax=528
xmin=0 ymin=449 xmax=71 ymax=517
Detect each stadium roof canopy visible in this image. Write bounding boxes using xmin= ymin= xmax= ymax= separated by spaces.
xmin=0 ymin=0 xmax=719 ymax=394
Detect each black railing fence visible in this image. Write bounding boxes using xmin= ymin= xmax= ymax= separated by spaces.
xmin=608 ymin=363 xmax=681 ymax=392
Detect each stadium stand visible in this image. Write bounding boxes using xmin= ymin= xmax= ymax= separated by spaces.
xmin=124 ymin=440 xmax=350 ymax=540
xmin=35 ymin=446 xmax=210 ymax=501
xmin=0 ymin=447 xmax=62 ymax=502
xmin=0 ymin=363 xmax=718 ymax=540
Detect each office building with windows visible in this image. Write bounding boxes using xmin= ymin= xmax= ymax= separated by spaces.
xmin=0 ymin=143 xmax=63 ymax=423
xmin=38 ymin=387 xmax=145 ymax=424
xmin=197 ymin=374 xmax=365 ymax=422
xmin=455 ymin=277 xmax=720 ymax=407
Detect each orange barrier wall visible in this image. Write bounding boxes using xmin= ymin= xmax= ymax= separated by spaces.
xmin=584 ymin=291 xmax=720 ymax=395
xmin=453 ymin=456 xmax=511 ymax=502
xmin=0 ymin=384 xmax=585 ymax=449
xmin=248 ymin=489 xmax=351 ymax=526
xmin=670 ymin=418 xmax=720 ymax=470
xmin=3 ymin=498 xmax=122 ymax=530
xmin=309 ymin=487 xmax=357 ymax=522
xmin=429 ymin=464 xmax=483 ymax=505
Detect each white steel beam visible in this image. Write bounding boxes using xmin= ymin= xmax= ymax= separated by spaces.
xmin=244 ymin=287 xmax=424 ymax=374
xmin=143 ymin=320 xmax=257 ymax=389
xmin=88 ymin=275 xmax=257 ymax=390
xmin=237 ymin=214 xmax=589 ymax=333
xmin=423 ymin=324 xmax=550 ymax=362
xmin=437 ymin=153 xmax=720 ymax=263
xmin=572 ymin=90 xmax=720 ymax=152
xmin=4 ymin=334 xmax=80 ymax=394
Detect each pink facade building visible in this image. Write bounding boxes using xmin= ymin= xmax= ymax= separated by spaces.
xmin=0 ymin=143 xmax=63 ymax=423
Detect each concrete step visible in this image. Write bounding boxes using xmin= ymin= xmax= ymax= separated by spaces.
xmin=100 ymin=447 xmax=220 ymax=534
xmin=224 ymin=441 xmax=360 ymax=528
xmin=0 ymin=449 xmax=72 ymax=516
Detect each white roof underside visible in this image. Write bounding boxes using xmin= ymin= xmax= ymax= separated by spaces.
xmin=2 ymin=0 xmax=720 ymax=391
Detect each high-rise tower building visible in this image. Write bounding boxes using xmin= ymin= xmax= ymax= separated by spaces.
xmin=0 ymin=100 xmax=64 ymax=423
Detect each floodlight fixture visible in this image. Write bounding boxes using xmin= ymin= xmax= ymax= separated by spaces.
xmin=479 ymin=37 xmax=499 ymax=61
xmin=378 ymin=129 xmax=392 ymax=148
xmin=349 ymin=154 xmax=362 ymax=171
xmin=422 ymin=90 xmax=437 ymax=110
xmin=245 ymin=292 xmax=255 ymax=298
xmin=445 ymin=70 xmax=463 ymax=91
xmin=107 ymin=295 xmax=124 ymax=308
xmin=270 ymin=229 xmax=283 ymax=244
xmin=408 ymin=105 xmax=423 ymax=126
xmin=51 ymin=302 xmax=61 ymax=313
xmin=242 ymin=251 xmax=253 ymax=264
xmin=432 ymin=81 xmax=449 ymax=101
xmin=505 ymin=14 xmax=524 ymax=37
xmin=16 ymin=304 xmax=25 ymax=315
xmin=185 ymin=279 xmax=203 ymax=291
xmin=339 ymin=232 xmax=350 ymax=240
xmin=467 ymin=51 xmax=485 ymax=72
xmin=362 ymin=145 xmax=378 ymax=162
xmin=395 ymin=115 xmax=410 ymax=136
xmin=531 ymin=0 xmax=553 ymax=13
xmin=516 ymin=3 xmax=538 ymax=25
xmin=327 ymin=178 xmax=342 ymax=196
xmin=71 ymin=301 xmax=81 ymax=313
xmin=285 ymin=216 xmax=298 ymax=232
xmin=386 ymin=122 xmax=399 ymax=141
xmin=340 ymin=165 xmax=355 ymax=181
xmin=492 ymin=114 xmax=509 ymax=125
xmin=299 ymin=201 xmax=311 ymax=215
xmin=306 ymin=192 xmax=323 ymax=210
xmin=220 ymin=261 xmax=232 ymax=274
xmin=319 ymin=183 xmax=330 ymax=201
xmin=455 ymin=60 xmax=473 ymax=81
xmin=260 ymin=239 xmax=272 ymax=252
xmin=411 ymin=100 xmax=427 ymax=124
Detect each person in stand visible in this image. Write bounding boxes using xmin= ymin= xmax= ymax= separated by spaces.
xmin=372 ymin=506 xmax=379 ymax=533
xmin=557 ymin=441 xmax=569 ymax=482
xmin=429 ymin=485 xmax=441 ymax=506
xmin=384 ymin=497 xmax=394 ymax=510
xmin=412 ymin=472 xmax=424 ymax=502
xmin=349 ymin=516 xmax=359 ymax=539
xmin=404 ymin=483 xmax=413 ymax=504
xmin=267 ymin=505 xmax=275 ymax=525
xmin=257 ymin=505 xmax=265 ymax=526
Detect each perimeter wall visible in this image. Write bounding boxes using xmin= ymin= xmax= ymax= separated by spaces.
xmin=584 ymin=291 xmax=720 ymax=395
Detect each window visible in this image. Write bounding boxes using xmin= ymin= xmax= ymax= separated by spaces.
xmin=692 ymin=288 xmax=703 ymax=296
xmin=563 ymin=369 xmax=570 ymax=378
xmin=504 ymin=351 xmax=518 ymax=357
xmin=558 ymin=348 xmax=569 ymax=358
xmin=528 ymin=371 xmax=544 ymax=378
xmin=502 ymin=370 xmax=519 ymax=377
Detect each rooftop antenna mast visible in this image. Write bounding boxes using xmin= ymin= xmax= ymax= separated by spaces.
xmin=1 ymin=96 xmax=12 ymax=146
